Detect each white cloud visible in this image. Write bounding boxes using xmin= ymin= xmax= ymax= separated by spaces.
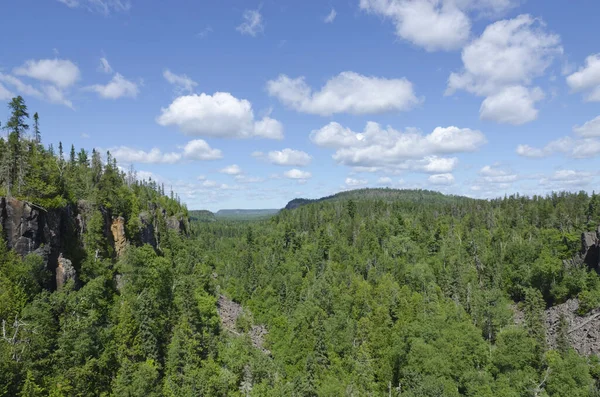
xmin=324 ymin=8 xmax=337 ymax=23
xmin=267 ymin=149 xmax=312 ymax=166
xmin=14 ymin=58 xmax=80 ymax=88
xmin=0 ymin=83 xmax=14 ymax=100
xmin=234 ymin=175 xmax=265 ymax=184
xmin=42 ymin=85 xmax=74 ymax=108
xmin=253 ymin=117 xmax=284 ymax=139
xmin=479 ymin=86 xmax=544 ymax=125
xmin=574 ymin=115 xmax=600 ymax=137
xmin=517 ymin=136 xmax=600 ymax=160
xmin=310 ymin=122 xmax=486 ymax=168
xmin=378 ymin=176 xmax=393 ymax=185
xmin=0 ymin=73 xmax=43 ymax=98
xmin=163 ymin=69 xmax=197 ymax=93
xmin=99 ymin=57 xmax=112 ymax=74
xmin=359 ymin=0 xmax=471 ymax=51
xmin=447 ymin=14 xmax=561 ymax=124
xmin=110 ymin=147 xmax=182 ymax=164
xmin=0 ymin=72 xmax=74 ymax=108
xmin=267 ymin=72 xmax=419 ymax=116
xmin=197 ymin=26 xmax=213 ymax=39
xmin=86 ymin=73 xmax=139 ymax=99
xmin=182 ymin=139 xmax=223 ymax=160
xmin=479 ymin=164 xmax=518 ymax=183
xmin=539 ymin=170 xmax=593 ymax=189
xmin=345 ymin=177 xmax=368 ymax=187
xmin=220 ymin=164 xmax=242 ymax=175
xmin=428 ymin=173 xmax=455 ymax=185
xmin=236 ymin=9 xmax=264 ymax=37
xmin=410 ymin=156 xmax=458 ymax=173
xmin=57 ymin=0 xmax=131 ymax=14
xmin=156 ymin=92 xmax=283 ymax=139
xmin=284 ymin=169 xmax=312 ymax=180
xmin=566 ymin=54 xmax=600 ymax=101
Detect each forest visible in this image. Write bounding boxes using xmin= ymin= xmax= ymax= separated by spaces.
xmin=2 ymin=95 xmax=600 ymax=396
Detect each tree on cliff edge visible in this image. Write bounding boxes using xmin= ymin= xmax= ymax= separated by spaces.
xmin=2 ymin=96 xmax=29 ymax=196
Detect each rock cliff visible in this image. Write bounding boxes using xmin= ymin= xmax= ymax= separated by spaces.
xmin=0 ymin=196 xmax=188 ymax=290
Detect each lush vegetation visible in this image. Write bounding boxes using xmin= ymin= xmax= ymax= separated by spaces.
xmin=195 ymin=190 xmax=600 ymax=396
xmin=3 ymin=95 xmax=600 ymax=395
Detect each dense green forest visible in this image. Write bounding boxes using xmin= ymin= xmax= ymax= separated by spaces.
xmin=3 ymin=95 xmax=600 ymax=396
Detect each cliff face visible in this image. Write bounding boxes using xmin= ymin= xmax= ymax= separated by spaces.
xmin=0 ymin=197 xmax=76 ymax=290
xmin=0 ymin=196 xmax=188 ymax=290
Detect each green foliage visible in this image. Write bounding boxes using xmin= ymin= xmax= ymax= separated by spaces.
xmin=3 ymin=97 xmax=600 ymax=395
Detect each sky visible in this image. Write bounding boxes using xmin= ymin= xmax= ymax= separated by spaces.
xmin=1 ymin=0 xmax=600 ymax=211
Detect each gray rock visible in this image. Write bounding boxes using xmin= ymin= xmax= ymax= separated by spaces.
xmin=56 ymin=253 xmax=76 ymax=290
xmin=545 ymin=299 xmax=600 ymax=356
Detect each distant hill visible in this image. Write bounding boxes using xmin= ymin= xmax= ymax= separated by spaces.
xmin=189 ymin=210 xmax=216 ymax=222
xmin=284 ymin=188 xmax=472 ymax=210
xmin=215 ymin=209 xmax=279 ymax=220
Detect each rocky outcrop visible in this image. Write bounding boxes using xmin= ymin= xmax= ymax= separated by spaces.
xmin=582 ymin=228 xmax=600 ymax=269
xmin=217 ymin=295 xmax=270 ymax=355
xmin=0 ymin=197 xmax=78 ymax=290
xmin=1 ymin=197 xmax=47 ymax=257
xmin=139 ymin=212 xmax=156 ymax=248
xmin=546 ymin=299 xmax=600 ymax=356
xmin=56 ymin=253 xmax=76 ymax=290
xmin=110 ymin=216 xmax=128 ymax=257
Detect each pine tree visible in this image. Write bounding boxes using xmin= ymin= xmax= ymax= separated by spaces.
xmin=33 ymin=112 xmax=40 ymax=143
xmin=3 ymin=96 xmax=29 ymax=195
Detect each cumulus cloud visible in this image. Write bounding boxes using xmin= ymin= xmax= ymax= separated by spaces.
xmin=0 ymin=73 xmax=43 ymax=98
xmin=345 ymin=177 xmax=368 ymax=187
xmin=310 ymin=122 xmax=486 ymax=169
xmin=237 ymin=9 xmax=264 ymax=37
xmin=479 ymin=164 xmax=518 ymax=183
xmin=266 ymin=72 xmax=419 ymax=116
xmin=99 ymin=57 xmax=112 ymax=74
xmin=324 ymin=8 xmax=337 ymax=23
xmin=107 ymin=139 xmax=222 ymax=164
xmin=220 ymin=164 xmax=243 ymax=175
xmin=110 ymin=147 xmax=182 ymax=164
xmin=182 ymin=139 xmax=223 ymax=160
xmin=266 ymin=149 xmax=312 ymax=166
xmin=57 ymin=0 xmax=131 ymax=14
xmin=234 ymin=175 xmax=265 ymax=184
xmin=359 ymin=0 xmax=471 ymax=51
xmin=284 ymin=169 xmax=312 ymax=180
xmin=0 ymin=83 xmax=14 ymax=100
xmin=378 ymin=177 xmax=393 ymax=185
xmin=0 ymin=72 xmax=73 ymax=108
xmin=14 ymin=58 xmax=80 ymax=88
xmin=567 ymin=54 xmax=600 ymax=102
xmin=517 ymin=116 xmax=600 ymax=159
xmin=539 ymin=170 xmax=593 ymax=189
xmin=428 ymin=173 xmax=455 ymax=185
xmin=479 ymin=86 xmax=545 ymax=125
xmin=163 ymin=69 xmax=197 ymax=94
xmin=574 ymin=115 xmax=600 ymax=137
xmin=42 ymin=85 xmax=74 ymax=108
xmin=447 ymin=14 xmax=561 ymax=124
xmin=156 ymin=92 xmax=283 ymax=139
xmin=86 ymin=73 xmax=139 ymax=99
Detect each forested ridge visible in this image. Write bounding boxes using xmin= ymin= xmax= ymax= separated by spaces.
xmin=3 ymin=95 xmax=600 ymax=396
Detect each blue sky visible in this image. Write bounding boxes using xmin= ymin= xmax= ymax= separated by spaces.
xmin=1 ymin=0 xmax=600 ymax=210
